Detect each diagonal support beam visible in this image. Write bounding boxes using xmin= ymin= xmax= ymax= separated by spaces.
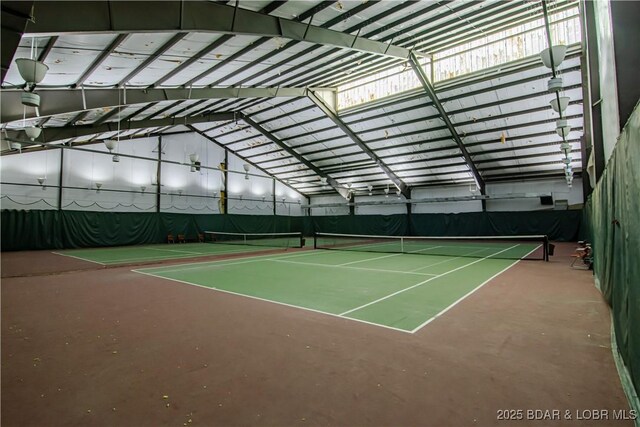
xmin=241 ymin=115 xmax=348 ymax=198
xmin=5 ymin=112 xmax=236 ymax=143
xmin=408 ymin=52 xmax=485 ymax=193
xmin=23 ymin=1 xmax=419 ymax=60
xmin=307 ymin=90 xmax=410 ymax=198
xmin=187 ymin=125 xmax=308 ymax=198
xmin=1 ymin=86 xmax=316 ymax=124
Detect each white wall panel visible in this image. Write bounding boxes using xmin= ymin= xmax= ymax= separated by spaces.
xmin=412 ymin=186 xmax=482 ymax=213
xmin=310 ymin=195 xmax=349 ymax=216
xmin=355 ymin=195 xmax=407 ymax=215
xmin=1 ymin=149 xmax=61 ymax=210
xmin=486 ymin=178 xmax=583 ymax=211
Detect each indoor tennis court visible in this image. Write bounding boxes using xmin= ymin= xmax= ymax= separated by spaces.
xmin=2 ymin=1 xmax=639 ymax=426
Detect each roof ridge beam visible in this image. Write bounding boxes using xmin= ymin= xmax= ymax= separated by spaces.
xmin=23 ymin=1 xmax=419 ymax=60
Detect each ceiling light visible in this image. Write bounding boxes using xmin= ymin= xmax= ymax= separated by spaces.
xmin=547 ymin=77 xmax=563 ymax=92
xmin=368 ymin=185 xmax=373 ymax=196
xmin=140 ymin=185 xmax=146 ymax=193
xmin=556 ymin=119 xmax=571 ymax=138
xmin=243 ymin=163 xmax=250 ymax=179
xmin=540 ymin=45 xmax=568 ymax=69
xmin=16 ymin=58 xmax=49 ymax=86
xmin=95 ymin=182 xmax=102 ymax=192
xmin=550 ymin=96 xmax=570 ymax=113
xmin=21 ymin=92 xmax=40 ymax=107
xmin=104 ymin=139 xmax=116 ymax=152
xmin=37 ymin=177 xmax=45 ymax=189
xmin=24 ymin=126 xmax=41 ymax=141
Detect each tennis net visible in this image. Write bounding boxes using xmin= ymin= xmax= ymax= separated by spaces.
xmin=314 ymin=232 xmax=548 ymax=261
xmin=204 ymin=231 xmax=304 ymax=249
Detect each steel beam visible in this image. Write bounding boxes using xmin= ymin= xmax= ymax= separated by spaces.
xmin=307 ymin=90 xmax=410 ymax=198
xmin=408 ymin=51 xmax=485 ymax=193
xmin=24 ymin=1 xmax=417 ymax=60
xmin=1 ymin=86 xmax=315 ymax=123
xmin=5 ymin=112 xmax=235 ymax=143
xmin=241 ymin=115 xmax=347 ymax=198
xmin=74 ymin=33 xmax=128 ymax=88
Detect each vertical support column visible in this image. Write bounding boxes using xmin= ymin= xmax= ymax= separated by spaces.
xmin=405 ymin=188 xmax=412 ymax=235
xmin=156 ymin=136 xmax=162 ymax=213
xmin=272 ymin=178 xmax=276 ymax=216
xmin=57 ymin=148 xmax=64 ymax=210
xmin=222 ymin=149 xmax=228 ymax=214
xmin=429 ymin=54 xmax=435 ymax=83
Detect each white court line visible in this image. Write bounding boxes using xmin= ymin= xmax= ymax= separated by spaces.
xmin=337 ymin=245 xmax=444 ymax=267
xmin=409 ymin=247 xmax=492 ymax=272
xmin=134 ymin=249 xmax=323 ymax=274
xmin=410 ymin=245 xmax=541 ymax=333
xmin=51 ymin=251 xmax=106 ymax=266
xmin=93 ymin=246 xmax=287 ymax=264
xmin=133 ymin=269 xmax=412 ymax=334
xmin=269 ymin=259 xmax=438 ymax=277
xmin=145 ymin=247 xmax=204 ymax=255
xmin=339 ymin=244 xmax=520 ymax=316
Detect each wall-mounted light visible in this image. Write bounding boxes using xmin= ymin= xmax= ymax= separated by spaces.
xmin=243 ymin=163 xmax=250 ymax=179
xmin=189 ymin=153 xmax=200 ymax=172
xmin=37 ymin=177 xmax=45 ymax=189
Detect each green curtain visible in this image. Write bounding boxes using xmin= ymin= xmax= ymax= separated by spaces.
xmin=584 ymin=103 xmax=640 ymax=398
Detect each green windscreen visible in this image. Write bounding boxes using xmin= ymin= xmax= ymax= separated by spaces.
xmin=205 ymin=231 xmax=303 ymax=249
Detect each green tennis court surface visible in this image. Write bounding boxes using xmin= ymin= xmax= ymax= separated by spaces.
xmin=52 ymin=242 xmax=298 ymax=266
xmin=135 ymin=242 xmax=540 ymax=333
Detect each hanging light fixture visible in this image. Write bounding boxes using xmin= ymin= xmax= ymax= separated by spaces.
xmin=556 ymin=119 xmax=571 ymax=138
xmin=550 ymin=96 xmax=570 ymax=113
xmin=368 ymin=185 xmax=373 ymax=196
xmin=243 ymin=163 xmax=250 ymax=179
xmin=384 ymin=185 xmax=390 ymax=198
xmin=140 ymin=185 xmax=146 ymax=193
xmin=24 ymin=126 xmax=42 ymax=141
xmin=540 ymin=45 xmax=568 ymax=69
xmin=95 ymin=182 xmax=102 ymax=192
xmin=37 ymin=177 xmax=46 ymax=189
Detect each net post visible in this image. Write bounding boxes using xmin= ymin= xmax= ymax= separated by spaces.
xmin=401 ymin=237 xmax=404 ymax=253
xmin=313 ymin=232 xmax=317 ymax=249
xmin=544 ymin=235 xmax=549 ymax=261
